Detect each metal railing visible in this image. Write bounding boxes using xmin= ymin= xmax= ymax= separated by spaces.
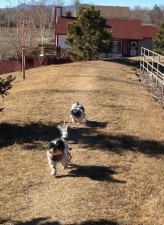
xmin=140 ymin=47 xmax=164 ymax=91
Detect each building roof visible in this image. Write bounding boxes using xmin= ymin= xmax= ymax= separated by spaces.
xmin=141 ymin=25 xmax=158 ymax=38
xmin=106 ymin=19 xmax=158 ymax=40
xmin=106 ymin=19 xmax=143 ymax=40
xmin=80 ymin=5 xmax=130 ymax=19
xmin=55 ymin=17 xmax=158 ymax=40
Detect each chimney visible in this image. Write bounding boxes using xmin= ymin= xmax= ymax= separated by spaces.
xmin=55 ymin=6 xmax=62 ymax=25
xmin=66 ymin=10 xmax=72 ymax=17
xmin=74 ymin=0 xmax=79 ymax=17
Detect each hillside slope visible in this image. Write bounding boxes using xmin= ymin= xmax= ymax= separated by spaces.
xmin=0 ymin=60 xmax=164 ymax=225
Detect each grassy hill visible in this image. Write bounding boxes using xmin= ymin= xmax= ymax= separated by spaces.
xmin=0 ymin=59 xmax=164 ymax=225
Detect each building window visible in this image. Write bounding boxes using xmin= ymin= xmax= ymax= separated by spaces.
xmin=112 ymin=41 xmax=122 ymax=53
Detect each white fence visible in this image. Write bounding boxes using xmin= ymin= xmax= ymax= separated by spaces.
xmin=140 ymin=47 xmax=164 ymax=91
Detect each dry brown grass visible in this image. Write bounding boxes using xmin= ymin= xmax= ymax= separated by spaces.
xmin=0 ymin=58 xmax=164 ymax=225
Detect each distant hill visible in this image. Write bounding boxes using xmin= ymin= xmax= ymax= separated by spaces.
xmin=0 ymin=3 xmax=75 ymax=10
xmin=0 ymin=3 xmax=91 ymax=10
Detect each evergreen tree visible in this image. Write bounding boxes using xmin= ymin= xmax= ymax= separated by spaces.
xmin=153 ymin=21 xmax=164 ymax=55
xmin=0 ymin=75 xmax=15 ymax=112
xmin=65 ymin=7 xmax=113 ymax=61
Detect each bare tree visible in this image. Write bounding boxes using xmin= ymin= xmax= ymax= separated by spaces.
xmin=130 ymin=6 xmax=152 ymax=24
xmin=0 ymin=6 xmax=36 ymax=61
xmin=130 ymin=5 xmax=164 ymax=25
xmin=0 ymin=8 xmax=17 ymax=58
xmin=0 ymin=0 xmax=64 ymax=64
xmin=30 ymin=0 xmax=64 ymax=44
xmin=17 ymin=9 xmax=36 ymax=78
xmin=150 ymin=5 xmax=163 ymax=25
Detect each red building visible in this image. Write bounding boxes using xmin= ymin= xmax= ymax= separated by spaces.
xmin=54 ymin=6 xmax=158 ymax=57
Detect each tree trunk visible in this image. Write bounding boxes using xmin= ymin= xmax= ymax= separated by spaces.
xmin=22 ymin=48 xmax=26 ymax=79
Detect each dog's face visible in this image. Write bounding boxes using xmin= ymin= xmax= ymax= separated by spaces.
xmin=71 ymin=108 xmax=83 ymax=118
xmin=48 ymin=139 xmax=65 ymax=155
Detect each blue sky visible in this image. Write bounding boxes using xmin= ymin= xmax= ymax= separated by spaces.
xmin=0 ymin=0 xmax=163 ymax=9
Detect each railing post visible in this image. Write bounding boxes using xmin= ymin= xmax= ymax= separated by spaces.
xmin=140 ymin=47 xmax=164 ymax=92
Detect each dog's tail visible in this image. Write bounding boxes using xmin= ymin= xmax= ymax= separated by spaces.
xmin=57 ymin=121 xmax=69 ymax=139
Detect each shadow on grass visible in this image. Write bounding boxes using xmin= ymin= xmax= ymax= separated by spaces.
xmin=56 ymin=164 xmax=126 ymax=183
xmin=85 ymin=120 xmax=108 ymax=128
xmin=0 ymin=122 xmax=60 ymax=149
xmin=71 ymin=220 xmax=119 ymax=225
xmin=69 ymin=120 xmax=164 ymax=156
xmin=0 ymin=217 xmax=59 ymax=225
xmin=0 ymin=218 xmax=119 ymax=225
xmin=105 ymin=57 xmax=164 ymax=75
xmin=103 ymin=57 xmax=140 ymax=70
xmin=0 ymin=120 xmax=163 ymax=156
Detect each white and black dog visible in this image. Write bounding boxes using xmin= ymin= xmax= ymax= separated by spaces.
xmin=70 ymin=102 xmax=86 ymax=124
xmin=47 ymin=122 xmax=72 ymax=176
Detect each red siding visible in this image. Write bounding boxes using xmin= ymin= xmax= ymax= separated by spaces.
xmin=55 ymin=17 xmax=76 ymax=35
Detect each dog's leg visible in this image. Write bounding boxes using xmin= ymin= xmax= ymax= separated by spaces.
xmin=50 ymin=163 xmax=57 ymax=176
xmin=61 ymin=154 xmax=69 ymax=169
xmin=47 ymin=153 xmax=57 ymax=176
xmin=68 ymin=152 xmax=72 ymax=162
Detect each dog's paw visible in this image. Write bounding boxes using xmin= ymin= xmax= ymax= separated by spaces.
xmin=66 ymin=164 xmax=72 ymax=169
xmin=62 ymin=164 xmax=69 ymax=169
xmin=51 ymin=170 xmax=56 ymax=176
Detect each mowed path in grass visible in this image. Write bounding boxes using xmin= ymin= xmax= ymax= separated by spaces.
xmin=0 ymin=60 xmax=164 ymax=225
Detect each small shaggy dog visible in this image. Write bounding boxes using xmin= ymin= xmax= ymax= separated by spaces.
xmin=47 ymin=122 xmax=71 ymax=176
xmin=70 ymin=102 xmax=86 ymax=124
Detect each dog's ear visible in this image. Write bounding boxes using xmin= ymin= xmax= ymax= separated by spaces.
xmin=48 ymin=141 xmax=55 ymax=150
xmin=80 ymin=106 xmax=85 ymax=111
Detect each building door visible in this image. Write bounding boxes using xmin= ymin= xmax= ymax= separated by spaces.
xmin=130 ymin=41 xmax=138 ymax=56
xmin=122 ymin=40 xmax=127 ymax=56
